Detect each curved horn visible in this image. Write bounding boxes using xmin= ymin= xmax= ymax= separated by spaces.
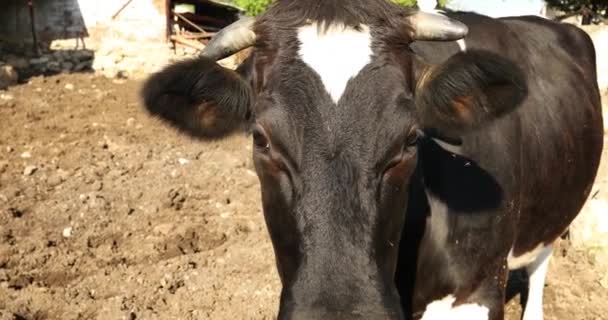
xmin=200 ymin=17 xmax=257 ymax=61
xmin=408 ymin=11 xmax=468 ymax=41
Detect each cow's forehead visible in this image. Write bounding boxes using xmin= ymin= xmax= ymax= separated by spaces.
xmin=255 ymin=48 xmax=414 ymax=162
xmin=297 ymin=24 xmax=373 ymax=104
xmin=252 ymin=19 xmax=416 ymax=158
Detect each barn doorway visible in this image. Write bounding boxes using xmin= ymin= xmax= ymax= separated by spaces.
xmin=165 ymin=0 xmax=244 ymax=51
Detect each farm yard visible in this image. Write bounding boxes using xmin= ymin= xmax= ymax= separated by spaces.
xmin=0 ymin=69 xmax=607 ymax=320
xmin=1 ymin=22 xmax=608 ymax=320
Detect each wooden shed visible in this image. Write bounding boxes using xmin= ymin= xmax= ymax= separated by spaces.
xmin=0 ymin=0 xmax=243 ymax=53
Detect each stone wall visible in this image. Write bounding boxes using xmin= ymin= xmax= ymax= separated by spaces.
xmin=0 ymin=0 xmax=176 ymax=81
xmin=0 ymin=0 xmax=250 ymax=82
xmin=0 ymin=0 xmax=87 ymax=45
xmin=0 ymin=0 xmax=167 ymax=48
xmin=78 ymin=0 xmax=167 ymax=42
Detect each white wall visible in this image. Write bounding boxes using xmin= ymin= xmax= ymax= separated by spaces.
xmin=0 ymin=0 xmax=166 ymax=45
xmin=78 ymin=0 xmax=166 ymax=41
xmin=447 ymin=0 xmax=546 ymax=17
xmin=78 ymin=0 xmax=165 ymax=27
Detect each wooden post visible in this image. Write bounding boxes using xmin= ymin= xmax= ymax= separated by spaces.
xmin=166 ymin=0 xmax=173 ymax=42
xmin=174 ymin=12 xmax=208 ymax=35
xmin=27 ymin=0 xmax=40 ymax=56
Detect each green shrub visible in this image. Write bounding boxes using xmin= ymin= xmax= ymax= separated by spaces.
xmin=392 ymin=0 xmax=451 ymax=8
xmin=392 ymin=0 xmax=418 ymax=6
xmin=234 ymin=0 xmax=273 ymax=16
xmin=393 ymin=0 xmax=449 ymax=7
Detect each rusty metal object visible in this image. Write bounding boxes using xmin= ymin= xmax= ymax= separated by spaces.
xmin=27 ymin=0 xmax=40 ymax=55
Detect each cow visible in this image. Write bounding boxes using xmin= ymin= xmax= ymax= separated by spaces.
xmin=140 ymin=1 xmax=603 ymax=319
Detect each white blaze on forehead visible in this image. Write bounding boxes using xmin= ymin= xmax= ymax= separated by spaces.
xmin=297 ymin=24 xmax=373 ymax=103
xmin=421 ymin=295 xmax=489 ymax=320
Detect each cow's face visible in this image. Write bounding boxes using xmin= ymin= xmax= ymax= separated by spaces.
xmin=142 ymin=2 xmax=526 ymax=319
xmin=251 ymin=30 xmax=418 ymax=320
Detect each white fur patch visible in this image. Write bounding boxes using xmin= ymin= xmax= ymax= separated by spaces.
xmin=507 ymin=244 xmax=548 ymax=270
xmin=297 ymin=24 xmax=372 ymax=103
xmin=522 ymin=245 xmax=553 ymax=320
xmin=421 ymin=295 xmax=489 ymax=320
xmin=457 ymin=39 xmax=467 ymax=51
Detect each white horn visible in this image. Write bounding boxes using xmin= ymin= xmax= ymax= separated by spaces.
xmin=408 ymin=11 xmax=468 ymax=41
xmin=200 ymin=17 xmax=257 ymax=61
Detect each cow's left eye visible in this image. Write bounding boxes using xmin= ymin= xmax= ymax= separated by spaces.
xmin=383 ymin=132 xmax=419 ymax=175
xmin=253 ymin=129 xmax=270 ymax=151
xmin=406 ymin=132 xmax=419 ymax=148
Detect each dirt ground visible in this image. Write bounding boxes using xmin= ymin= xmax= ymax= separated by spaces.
xmin=0 ymin=73 xmax=606 ymax=320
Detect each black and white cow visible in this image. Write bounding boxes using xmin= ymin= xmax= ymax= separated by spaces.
xmin=141 ymin=1 xmax=604 ymax=319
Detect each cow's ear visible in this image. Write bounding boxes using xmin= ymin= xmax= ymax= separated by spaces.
xmin=415 ymin=50 xmax=527 ymax=135
xmin=141 ymin=57 xmax=252 ymax=139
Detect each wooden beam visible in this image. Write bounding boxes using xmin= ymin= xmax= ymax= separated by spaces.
xmin=169 ymin=34 xmax=206 ymax=50
xmin=166 ymin=0 xmax=173 ymax=42
xmin=112 ymin=0 xmax=135 ymax=20
xmin=174 ymin=12 xmax=208 ymax=35
xmin=179 ymin=12 xmax=227 ymax=28
xmin=175 ymin=20 xmax=220 ymax=32
xmin=177 ymin=32 xmax=214 ymax=40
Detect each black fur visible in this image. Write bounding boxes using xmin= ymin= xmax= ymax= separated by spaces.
xmin=416 ymin=50 xmax=528 ymax=135
xmin=140 ymin=2 xmax=603 ymax=319
xmin=258 ymin=0 xmax=411 ymax=30
xmin=141 ymin=57 xmax=252 ymax=139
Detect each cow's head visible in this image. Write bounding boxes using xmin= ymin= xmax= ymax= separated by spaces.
xmin=142 ymin=1 xmax=526 ymax=319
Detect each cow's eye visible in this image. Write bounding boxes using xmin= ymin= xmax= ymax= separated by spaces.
xmin=406 ymin=132 xmax=419 ymax=148
xmin=403 ymin=129 xmax=421 ymax=152
xmin=383 ymin=131 xmax=419 ymax=174
xmin=253 ymin=129 xmax=270 ymax=151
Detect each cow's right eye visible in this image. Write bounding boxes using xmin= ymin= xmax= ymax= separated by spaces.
xmin=253 ymin=130 xmax=270 ymax=151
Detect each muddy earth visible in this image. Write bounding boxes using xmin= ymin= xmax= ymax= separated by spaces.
xmin=0 ymin=73 xmax=607 ymax=320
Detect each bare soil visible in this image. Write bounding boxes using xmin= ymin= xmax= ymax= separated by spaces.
xmin=0 ymin=74 xmax=606 ymax=320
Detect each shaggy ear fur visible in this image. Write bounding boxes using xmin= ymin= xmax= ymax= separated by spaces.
xmin=141 ymin=57 xmax=252 ymax=139
xmin=416 ymin=50 xmax=527 ymax=135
